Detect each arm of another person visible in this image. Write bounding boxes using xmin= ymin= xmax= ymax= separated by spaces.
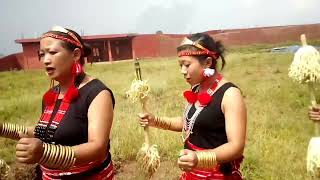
xmin=73 ymin=90 xmax=114 ymax=165
xmin=213 ymin=87 xmax=247 ymax=162
xmin=309 ymin=105 xmax=320 ymax=121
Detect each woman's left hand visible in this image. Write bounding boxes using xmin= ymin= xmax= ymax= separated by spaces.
xmin=309 ymin=105 xmax=320 ymax=121
xmin=16 ymin=133 xmax=44 ymax=164
xmin=177 ymin=149 xmax=198 ymax=172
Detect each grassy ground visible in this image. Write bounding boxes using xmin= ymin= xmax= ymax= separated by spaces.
xmin=0 ymin=49 xmax=318 ymax=179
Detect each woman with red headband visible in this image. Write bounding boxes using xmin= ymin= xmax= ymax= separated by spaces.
xmin=138 ymin=33 xmax=247 ymax=179
xmin=10 ymin=26 xmax=115 ymax=179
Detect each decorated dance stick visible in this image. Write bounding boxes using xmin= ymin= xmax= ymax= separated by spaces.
xmin=288 ymin=34 xmax=320 ymax=177
xmin=0 ymin=159 xmax=10 ymax=179
xmin=126 ymin=59 xmax=160 ymax=178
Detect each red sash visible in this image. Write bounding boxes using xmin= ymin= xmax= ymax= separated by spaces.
xmin=180 ymin=140 xmax=243 ymax=180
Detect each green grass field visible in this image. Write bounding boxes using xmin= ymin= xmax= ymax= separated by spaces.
xmin=0 ymin=45 xmax=319 ymax=179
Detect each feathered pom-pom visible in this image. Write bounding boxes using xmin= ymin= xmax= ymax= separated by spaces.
xmin=183 ymin=91 xmax=197 ymax=104
xmin=198 ymin=93 xmax=212 ymax=107
xmin=64 ymin=86 xmax=79 ymax=102
xmin=43 ymin=90 xmax=58 ymax=106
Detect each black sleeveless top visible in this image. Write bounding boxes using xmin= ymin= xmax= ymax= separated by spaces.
xmin=37 ymin=79 xmax=115 ymax=145
xmin=184 ymin=82 xmax=237 ymax=150
xmin=34 ymin=79 xmax=115 ymax=178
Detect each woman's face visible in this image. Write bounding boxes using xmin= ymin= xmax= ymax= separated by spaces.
xmin=178 ymin=56 xmax=206 ymax=86
xmin=39 ymin=37 xmax=76 ymax=82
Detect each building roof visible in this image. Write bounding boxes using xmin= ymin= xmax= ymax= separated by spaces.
xmin=82 ymin=33 xmax=137 ymax=40
xmin=15 ymin=38 xmax=40 ymax=43
xmin=15 ymin=33 xmax=138 ymax=44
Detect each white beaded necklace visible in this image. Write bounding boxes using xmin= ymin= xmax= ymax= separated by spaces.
xmin=181 ymin=77 xmax=221 ymax=142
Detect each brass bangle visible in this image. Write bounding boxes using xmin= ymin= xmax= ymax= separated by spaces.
xmin=4 ymin=123 xmax=9 ymax=137
xmin=55 ymin=145 xmax=64 ymax=168
xmin=61 ymin=146 xmax=71 ymax=169
xmin=61 ymin=146 xmax=69 ymax=169
xmin=6 ymin=123 xmax=11 ymax=137
xmin=67 ymin=147 xmax=75 ymax=168
xmin=51 ymin=145 xmax=59 ymax=166
xmin=39 ymin=143 xmax=47 ymax=164
xmin=1 ymin=123 xmax=6 ymax=136
xmin=39 ymin=143 xmax=76 ymax=170
xmin=51 ymin=144 xmax=60 ymax=166
xmin=39 ymin=143 xmax=52 ymax=167
xmin=65 ymin=146 xmax=76 ymax=169
xmin=8 ymin=123 xmax=14 ymax=138
xmin=48 ymin=144 xmax=56 ymax=168
xmin=195 ymin=151 xmax=217 ymax=169
xmin=42 ymin=143 xmax=51 ymax=165
xmin=0 ymin=123 xmax=3 ymax=135
xmin=154 ymin=116 xmax=172 ymax=130
xmin=0 ymin=123 xmax=28 ymax=140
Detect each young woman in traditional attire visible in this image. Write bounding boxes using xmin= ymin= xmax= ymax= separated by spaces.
xmin=1 ymin=26 xmax=115 ymax=179
xmin=138 ymin=33 xmax=247 ymax=180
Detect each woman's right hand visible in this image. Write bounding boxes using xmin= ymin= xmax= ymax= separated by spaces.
xmin=138 ymin=113 xmax=156 ymax=127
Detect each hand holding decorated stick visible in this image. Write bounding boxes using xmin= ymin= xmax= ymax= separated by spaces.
xmin=288 ymin=34 xmax=320 ymax=177
xmin=126 ymin=58 xmax=160 ymax=178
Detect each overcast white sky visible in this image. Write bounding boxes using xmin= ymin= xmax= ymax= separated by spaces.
xmin=0 ymin=0 xmax=319 ymax=55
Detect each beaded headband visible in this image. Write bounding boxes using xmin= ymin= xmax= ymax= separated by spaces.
xmin=41 ymin=26 xmax=83 ymax=49
xmin=178 ymin=37 xmax=219 ymax=59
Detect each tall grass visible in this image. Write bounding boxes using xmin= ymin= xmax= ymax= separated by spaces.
xmin=0 ymin=51 xmax=317 ymax=179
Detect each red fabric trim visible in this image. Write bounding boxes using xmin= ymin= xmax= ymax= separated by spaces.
xmin=89 ymin=162 xmax=114 ymax=180
xmin=181 ymin=140 xmax=243 ymax=180
xmin=186 ymin=139 xmax=205 ymax=150
xmin=40 ymin=86 xmax=77 ymax=126
xmin=178 ymin=51 xmax=219 ymax=59
xmin=41 ymin=157 xmax=114 ymax=179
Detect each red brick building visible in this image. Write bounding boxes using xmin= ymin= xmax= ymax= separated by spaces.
xmin=8 ymin=33 xmax=184 ymax=70
xmin=0 ymin=23 xmax=320 ymax=71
